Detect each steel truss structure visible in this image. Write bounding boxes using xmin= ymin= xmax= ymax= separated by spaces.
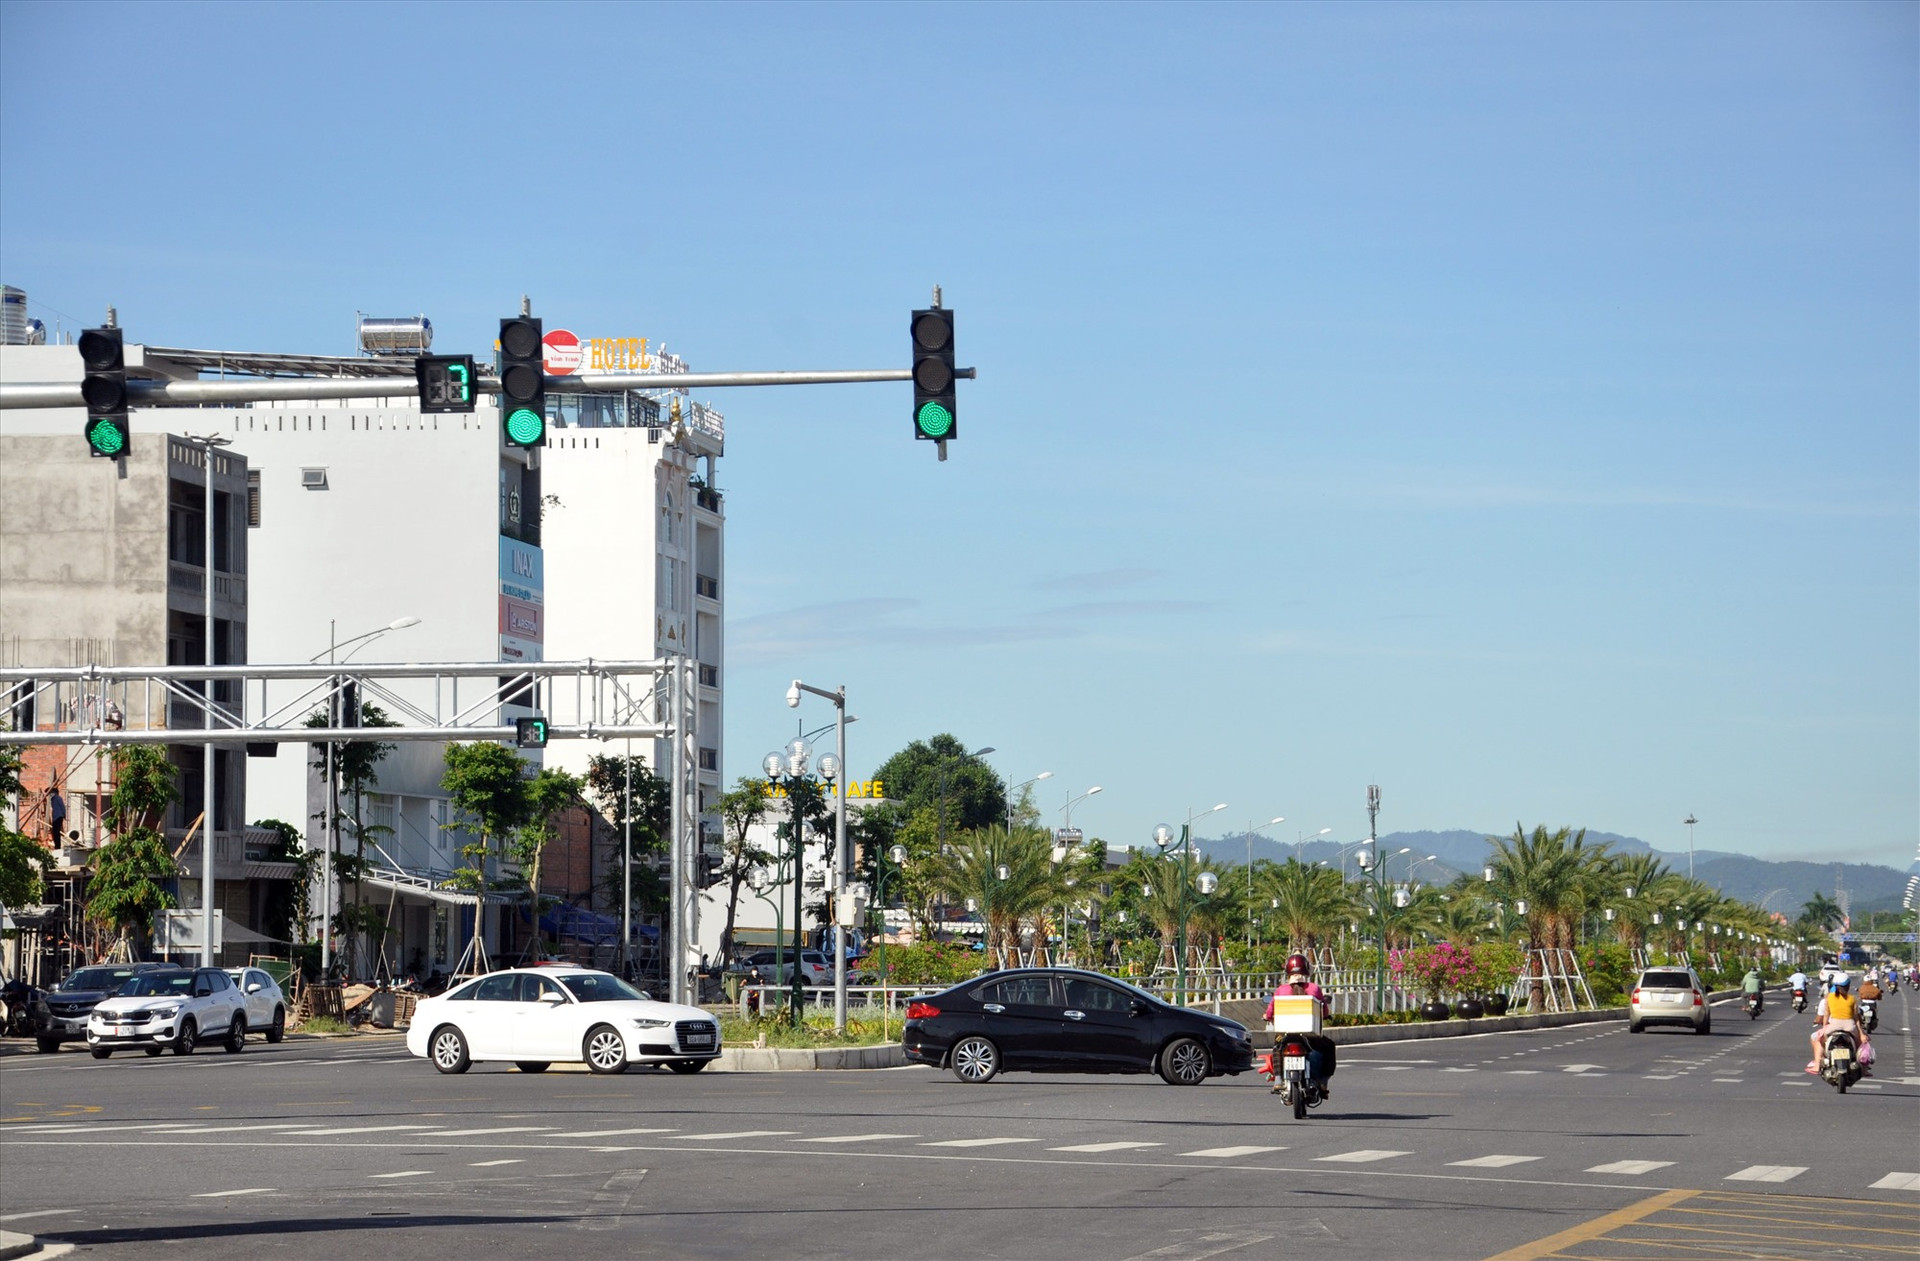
xmin=0 ymin=657 xmax=707 ymax=1007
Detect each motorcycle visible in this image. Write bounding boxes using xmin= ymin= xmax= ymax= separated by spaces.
xmin=1818 ymin=1027 xmax=1864 ymax=1094
xmin=1262 ymin=1035 xmax=1327 ymax=1120
xmin=1 ymin=978 xmax=40 ymax=1038
xmin=1744 ymin=992 xmax=1763 ymax=1020
xmin=1859 ymin=997 xmax=1879 ymax=1034
xmin=1791 ymin=987 xmax=1807 ymax=1013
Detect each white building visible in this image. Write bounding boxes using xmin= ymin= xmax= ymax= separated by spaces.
xmin=0 ymin=312 xmax=727 ymax=978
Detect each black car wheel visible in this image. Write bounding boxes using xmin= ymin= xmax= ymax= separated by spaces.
xmin=949 ymin=1034 xmax=999 ymax=1083
xmin=224 ymin=1015 xmax=246 ymax=1053
xmin=173 ymin=1018 xmax=197 ymax=1056
xmin=1629 ymin=1021 xmax=1644 ymax=1033
xmin=1696 ymin=1018 xmax=1711 ymax=1036
xmin=667 ymin=1059 xmax=707 ymax=1074
xmin=429 ymin=1025 xmax=471 ymax=1075
xmin=90 ymin=1047 xmax=111 ymax=1060
xmin=515 ymin=1061 xmax=550 ymax=1074
xmin=35 ymin=1037 xmax=59 ymax=1054
xmin=1158 ymin=1037 xmax=1210 ymax=1086
xmin=266 ymin=1007 xmax=285 ymax=1044
xmin=584 ymin=1024 xmax=628 ymax=1075
xmin=144 ymin=1046 xmax=164 ymax=1057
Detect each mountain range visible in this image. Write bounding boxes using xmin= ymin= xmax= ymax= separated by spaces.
xmin=1191 ymin=828 xmax=1916 ymax=918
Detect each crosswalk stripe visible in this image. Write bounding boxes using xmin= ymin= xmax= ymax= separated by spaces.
xmin=1314 ymin=1149 xmax=1409 ymax=1163
xmin=471 ymin=1159 xmax=523 ymax=1167
xmin=1726 ymin=1165 xmax=1806 ymax=1183
xmin=1182 ymin=1146 xmax=1287 ymax=1158
xmin=671 ymin=1131 xmax=796 ymax=1141
xmin=419 ymin=1126 xmax=552 ymax=1138
xmin=1050 ymin=1141 xmax=1162 ymax=1153
xmin=1870 ymin=1172 xmax=1920 ymax=1191
xmin=1586 ymin=1160 xmax=1673 ymax=1175
xmin=192 ymin=1188 xmax=275 ymax=1198
xmin=1449 ymin=1155 xmax=1540 ymax=1168
xmin=281 ymin=1125 xmax=443 ymax=1137
xmin=921 ymin=1137 xmax=1036 ymax=1148
xmin=796 ymin=1134 xmax=920 ymax=1144
xmin=368 ymin=1170 xmax=433 ymax=1179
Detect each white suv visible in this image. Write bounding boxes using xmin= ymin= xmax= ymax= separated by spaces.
xmin=87 ymin=967 xmax=250 ymax=1057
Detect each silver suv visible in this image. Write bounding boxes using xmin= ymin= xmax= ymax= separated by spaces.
xmin=86 ymin=967 xmax=250 ymax=1057
xmin=736 ymin=949 xmax=833 ymax=987
xmin=1629 ymin=966 xmax=1710 ymax=1035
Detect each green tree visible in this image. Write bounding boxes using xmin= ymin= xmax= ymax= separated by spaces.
xmin=87 ymin=746 xmax=182 ymax=946
xmin=928 ymin=825 xmax=1071 ymax=961
xmin=440 ymin=742 xmax=534 ymax=969
xmin=1485 ymin=824 xmax=1613 ymax=1011
xmin=714 ymin=776 xmax=772 ymax=962
xmin=508 ymin=766 xmax=585 ymax=960
xmin=0 ymin=741 xmax=47 ymax=907
xmin=1257 ymin=859 xmax=1351 ymax=954
xmin=250 ymin=817 xmax=315 ymax=948
xmin=869 ymin=735 xmax=1005 ymax=840
xmin=306 ymin=703 xmax=399 ymax=975
xmin=584 ymin=752 xmax=671 ymax=921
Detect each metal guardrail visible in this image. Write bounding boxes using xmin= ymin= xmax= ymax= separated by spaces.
xmin=734 ymin=984 xmax=918 ymax=1018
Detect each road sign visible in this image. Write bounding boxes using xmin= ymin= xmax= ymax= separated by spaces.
xmin=543 ymin=328 xmax=580 ymax=376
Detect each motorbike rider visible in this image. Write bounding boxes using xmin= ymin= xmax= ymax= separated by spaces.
xmin=1787 ymin=968 xmax=1809 ymax=1005
xmin=1807 ymin=973 xmax=1868 ymax=1074
xmin=1859 ymin=972 xmax=1883 ymax=1003
xmin=1263 ymin=953 xmax=1337 ymax=1097
xmin=1741 ymin=967 xmax=1764 ymax=1010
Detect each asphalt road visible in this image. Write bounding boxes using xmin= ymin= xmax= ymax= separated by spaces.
xmin=2 ymin=989 xmax=1915 ymax=1260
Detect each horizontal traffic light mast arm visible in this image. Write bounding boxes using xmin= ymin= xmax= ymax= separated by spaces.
xmin=0 ymin=367 xmax=975 ymax=409
xmin=0 ymin=724 xmax=668 ymax=748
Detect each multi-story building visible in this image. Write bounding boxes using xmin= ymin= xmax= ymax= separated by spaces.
xmin=1 ymin=307 xmax=727 ymax=979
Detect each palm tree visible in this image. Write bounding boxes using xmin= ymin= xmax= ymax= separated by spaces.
xmin=1257 ymin=859 xmax=1350 ymax=956
xmin=928 ymin=826 xmax=1070 ymax=962
xmin=1486 ymin=824 xmax=1613 ymax=1010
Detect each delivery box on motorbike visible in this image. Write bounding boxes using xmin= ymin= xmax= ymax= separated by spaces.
xmin=1268 ymin=995 xmax=1322 ymax=1035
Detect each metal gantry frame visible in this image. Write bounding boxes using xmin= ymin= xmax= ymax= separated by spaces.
xmin=1 ymin=655 xmax=708 ymax=1007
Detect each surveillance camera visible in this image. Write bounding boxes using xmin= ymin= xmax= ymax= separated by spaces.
xmin=786 ymin=682 xmax=801 ymax=708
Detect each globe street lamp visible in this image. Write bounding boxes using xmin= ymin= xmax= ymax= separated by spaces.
xmin=764 ymin=739 xmax=837 ymax=1025
xmin=787 ymin=679 xmax=852 ymax=1030
xmin=1154 ymin=802 xmax=1226 ymax=1005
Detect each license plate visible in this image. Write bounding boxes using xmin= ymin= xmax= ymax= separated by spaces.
xmin=1659 ymin=994 xmax=1682 ymax=1003
xmin=683 ymin=1035 xmax=713 ymax=1048
xmin=1831 ymin=1047 xmax=1851 ymax=1061
xmin=1282 ymin=1055 xmax=1308 ymax=1072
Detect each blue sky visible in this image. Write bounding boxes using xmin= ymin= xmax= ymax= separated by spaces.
xmin=3 ymin=2 xmax=1914 ymax=868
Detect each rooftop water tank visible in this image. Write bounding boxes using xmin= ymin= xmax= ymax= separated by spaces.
xmin=357 ymin=315 xmax=432 ymax=357
xmin=1 ymin=286 xmax=28 ymax=345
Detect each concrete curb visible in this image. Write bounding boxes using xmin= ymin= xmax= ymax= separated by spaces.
xmin=0 ymin=1230 xmax=35 ymax=1261
xmin=710 ymin=1043 xmax=905 ymax=1071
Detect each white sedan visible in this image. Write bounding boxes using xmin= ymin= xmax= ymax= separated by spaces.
xmin=405 ymin=966 xmax=722 ymax=1075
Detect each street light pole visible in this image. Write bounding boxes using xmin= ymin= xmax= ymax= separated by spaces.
xmin=787 ymin=680 xmax=849 ymax=1030
xmin=1367 ymin=785 xmax=1384 ymax=1013
xmin=1683 ymin=813 xmax=1698 ymax=881
xmin=1243 ymin=816 xmax=1285 ymax=951
xmin=1006 ymin=770 xmax=1052 ymax=836
xmin=1156 ymin=803 xmax=1226 ymax=1007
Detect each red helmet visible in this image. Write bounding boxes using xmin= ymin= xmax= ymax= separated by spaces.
xmin=1284 ymin=953 xmax=1311 ymax=977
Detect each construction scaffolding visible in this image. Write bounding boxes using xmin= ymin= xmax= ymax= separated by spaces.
xmin=1508 ymin=947 xmax=1598 ymax=1013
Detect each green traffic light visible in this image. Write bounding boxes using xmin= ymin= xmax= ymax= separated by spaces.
xmin=505 ymin=407 xmax=545 ymax=446
xmin=915 ymin=400 xmax=953 ymax=439
xmin=86 ymin=417 xmax=126 ymax=456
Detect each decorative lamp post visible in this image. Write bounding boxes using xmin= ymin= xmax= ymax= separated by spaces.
xmin=763 ymin=738 xmax=832 ymax=1026
xmin=1242 ymin=816 xmax=1286 ymax=949
xmin=873 ymin=844 xmax=908 ymax=982
xmin=1006 ymin=770 xmax=1053 ymax=835
xmin=1154 ymin=803 xmax=1226 ymax=1005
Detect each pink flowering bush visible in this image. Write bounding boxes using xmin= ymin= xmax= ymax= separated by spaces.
xmin=1396 ymin=941 xmax=1482 ymax=1002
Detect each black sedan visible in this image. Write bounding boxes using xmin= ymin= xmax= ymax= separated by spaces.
xmin=902 ymin=967 xmax=1256 ymax=1085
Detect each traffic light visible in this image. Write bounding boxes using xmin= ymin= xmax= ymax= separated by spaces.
xmin=79 ymin=327 xmax=130 ymax=458
xmin=515 ymin=716 xmax=549 ymax=748
xmin=498 ymin=317 xmax=546 ymax=447
xmin=911 ymin=307 xmax=956 ymax=442
xmin=415 ymin=355 xmax=477 ymax=414
xmin=697 ymin=852 xmax=722 ymax=888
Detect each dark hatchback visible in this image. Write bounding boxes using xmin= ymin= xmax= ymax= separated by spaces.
xmin=902 ymin=967 xmax=1256 ymax=1085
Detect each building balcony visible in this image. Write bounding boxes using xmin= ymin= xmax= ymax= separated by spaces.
xmin=698 ymin=663 xmax=719 ymax=689
xmin=695 ymin=573 xmax=719 ymax=600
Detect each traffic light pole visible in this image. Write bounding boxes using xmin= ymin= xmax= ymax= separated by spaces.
xmin=1 ymin=368 xmax=975 ymax=410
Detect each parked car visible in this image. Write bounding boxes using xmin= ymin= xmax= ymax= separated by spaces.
xmin=32 ymin=962 xmax=175 ymax=1053
xmin=735 ymin=949 xmax=833 ymax=987
xmin=1629 ymin=966 xmax=1711 ymax=1035
xmin=224 ymin=967 xmax=288 ymax=1043
xmin=903 ymin=967 xmax=1257 ymax=1085
xmin=86 ymin=967 xmax=250 ymax=1057
xmin=405 ymin=966 xmax=722 ymax=1076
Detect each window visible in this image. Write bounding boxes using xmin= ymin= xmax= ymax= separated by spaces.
xmin=246 ymin=470 xmax=261 ymax=527
xmin=444 ymin=978 xmax=482 ymax=1002
xmin=1063 ymin=978 xmax=1128 ymax=1012
xmin=519 ymin=974 xmax=566 ymax=1003
xmin=473 ymin=974 xmax=519 ymax=1002
xmin=978 ymin=976 xmax=1057 ymax=1008
xmin=1640 ymin=971 xmax=1694 ymax=989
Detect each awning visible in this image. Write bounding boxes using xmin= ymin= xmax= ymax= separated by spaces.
xmin=243 ymin=862 xmax=300 ymax=881
xmin=536 ymin=905 xmax=658 ymax=945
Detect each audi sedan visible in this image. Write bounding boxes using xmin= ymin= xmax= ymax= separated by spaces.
xmin=405 ymin=966 xmax=721 ymax=1075
xmin=902 ymin=967 xmax=1256 ymax=1085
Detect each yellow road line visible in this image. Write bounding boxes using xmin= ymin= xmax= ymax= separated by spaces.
xmin=1482 ymin=1188 xmax=1702 ymax=1261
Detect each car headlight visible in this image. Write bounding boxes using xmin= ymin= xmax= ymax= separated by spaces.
xmin=150 ymin=1006 xmax=180 ymax=1019
xmin=631 ymin=1017 xmax=669 ymax=1029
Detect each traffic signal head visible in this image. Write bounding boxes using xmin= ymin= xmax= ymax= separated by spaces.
xmin=911 ymin=308 xmax=955 ymax=441
xmin=499 ymin=317 xmax=546 ymax=448
xmin=515 ymin=716 xmax=549 ymax=748
xmin=416 ymin=355 xmax=477 ymax=414
xmin=79 ymin=327 xmax=130 ymax=459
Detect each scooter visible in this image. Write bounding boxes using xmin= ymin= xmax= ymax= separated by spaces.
xmin=1262 ymin=1035 xmax=1327 ymax=1120
xmin=1859 ymin=997 xmax=1879 ymax=1033
xmin=1 ymin=978 xmax=39 ymax=1037
xmin=1791 ymin=987 xmax=1807 ymax=1013
xmin=1744 ymin=992 xmax=1763 ymax=1020
xmin=1818 ymin=1027 xmax=1864 ymax=1094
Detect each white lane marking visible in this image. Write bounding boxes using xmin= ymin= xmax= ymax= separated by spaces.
xmin=1726 ymin=1165 xmax=1807 ymax=1183
xmin=369 ymin=1170 xmax=433 ymax=1179
xmin=1643 ymin=1075 xmax=1680 ymax=1080
xmin=1587 ymin=1160 xmax=1674 ymax=1175
xmin=921 ymin=1137 xmax=1037 ymax=1148
xmin=4 ymin=1122 xmax=202 ymax=1134
xmin=1314 ymin=1149 xmax=1410 ymax=1163
xmin=193 ymin=1188 xmax=275 ymax=1198
xmin=547 ymin=1128 xmax=677 ymax=1138
xmin=795 ymin=1133 xmax=920 ymax=1144
xmin=1051 ymin=1141 xmax=1163 ymax=1153
xmin=1870 ymin=1172 xmax=1920 ymax=1191
xmin=1117 ymin=1228 xmax=1275 ymax=1260
xmin=470 ymin=1159 xmax=523 ymax=1167
xmin=281 ymin=1124 xmax=443 ymax=1137
xmin=1374 ymin=1066 xmax=1412 ymax=1072
xmin=670 ymin=1130 xmax=796 ymax=1141
xmin=1183 ymin=1146 xmax=1287 ymax=1158
xmin=162 ymin=1124 xmax=320 ymax=1134
xmin=1449 ymin=1155 xmax=1541 ymax=1168
xmin=1504 ymin=1070 xmax=1542 ymax=1075
xmin=1560 ymin=1064 xmax=1603 ymax=1073
xmin=0 ymin=1209 xmax=78 ymax=1222
xmin=421 ymin=1126 xmax=552 ymax=1138
xmin=1711 ymin=1078 xmax=1743 ymax=1083
xmin=1439 ymin=1068 xmax=1478 ymax=1073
